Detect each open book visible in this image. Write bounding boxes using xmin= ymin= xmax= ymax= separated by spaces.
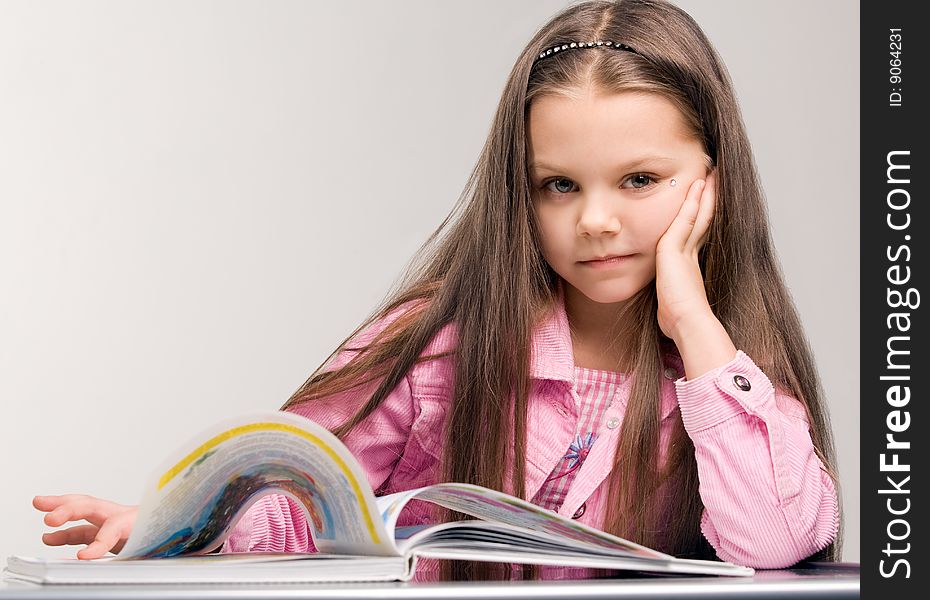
xmin=6 ymin=411 xmax=754 ymax=583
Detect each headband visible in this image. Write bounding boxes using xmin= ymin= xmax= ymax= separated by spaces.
xmin=533 ymin=40 xmax=643 ymax=67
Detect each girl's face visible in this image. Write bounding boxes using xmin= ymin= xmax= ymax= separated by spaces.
xmin=528 ymin=90 xmax=711 ymax=306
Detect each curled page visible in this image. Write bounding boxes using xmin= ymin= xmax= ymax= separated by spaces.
xmin=396 ymin=483 xmax=671 ymax=559
xmin=116 ymin=411 xmax=396 ymax=559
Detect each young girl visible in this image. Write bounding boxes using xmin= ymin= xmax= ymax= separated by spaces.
xmin=34 ymin=0 xmax=842 ymax=576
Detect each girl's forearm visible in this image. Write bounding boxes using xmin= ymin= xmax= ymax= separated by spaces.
xmin=670 ymin=312 xmax=738 ymax=382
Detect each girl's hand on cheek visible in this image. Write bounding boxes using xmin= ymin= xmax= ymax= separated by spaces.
xmin=655 ymin=169 xmax=717 ymax=342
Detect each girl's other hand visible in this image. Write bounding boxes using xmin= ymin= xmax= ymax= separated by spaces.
xmin=655 ymin=169 xmax=718 ymax=341
xmin=33 ymin=494 xmax=138 ymax=560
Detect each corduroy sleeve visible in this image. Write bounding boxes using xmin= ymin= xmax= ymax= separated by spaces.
xmin=674 ymin=349 xmax=840 ymax=569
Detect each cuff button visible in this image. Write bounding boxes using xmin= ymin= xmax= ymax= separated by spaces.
xmin=733 ymin=374 xmax=751 ymax=391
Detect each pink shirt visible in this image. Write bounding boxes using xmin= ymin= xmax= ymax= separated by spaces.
xmin=532 ymin=366 xmax=624 ymax=515
xmin=221 ymin=283 xmax=839 ymax=569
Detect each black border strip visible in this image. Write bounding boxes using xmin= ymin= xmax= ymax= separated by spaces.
xmin=862 ymin=1 xmax=927 ymax=596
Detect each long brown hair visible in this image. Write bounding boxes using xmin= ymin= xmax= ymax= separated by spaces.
xmin=281 ymin=0 xmax=842 ymax=576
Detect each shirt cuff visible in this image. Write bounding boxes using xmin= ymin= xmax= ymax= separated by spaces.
xmin=674 ymin=349 xmax=775 ymax=432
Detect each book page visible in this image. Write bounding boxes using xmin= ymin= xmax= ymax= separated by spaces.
xmin=375 ymin=488 xmax=433 ymax=536
xmin=388 ymin=516 xmax=753 ymax=576
xmin=116 ymin=412 xmax=397 ymax=559
xmin=403 ymin=483 xmax=671 ymax=559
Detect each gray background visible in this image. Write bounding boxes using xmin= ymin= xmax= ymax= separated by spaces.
xmin=0 ymin=0 xmax=859 ymax=565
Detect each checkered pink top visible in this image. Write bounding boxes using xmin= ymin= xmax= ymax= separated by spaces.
xmin=532 ymin=366 xmax=625 ymax=513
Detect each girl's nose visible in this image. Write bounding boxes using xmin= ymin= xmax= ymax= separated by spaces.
xmin=577 ymin=195 xmax=622 ymax=237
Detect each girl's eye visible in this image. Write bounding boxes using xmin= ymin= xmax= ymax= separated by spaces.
xmin=539 ymin=173 xmax=658 ymax=196
xmin=623 ymin=173 xmax=657 ymax=189
xmin=542 ymin=177 xmax=577 ymax=195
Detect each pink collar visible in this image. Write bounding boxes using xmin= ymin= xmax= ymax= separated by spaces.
xmin=528 ymin=280 xmax=683 ymax=420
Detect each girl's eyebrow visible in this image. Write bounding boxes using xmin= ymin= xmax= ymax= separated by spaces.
xmin=528 ymin=156 xmax=677 ymax=173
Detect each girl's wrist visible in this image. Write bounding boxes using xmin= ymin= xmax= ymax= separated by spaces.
xmin=671 ymin=312 xmax=738 ymax=381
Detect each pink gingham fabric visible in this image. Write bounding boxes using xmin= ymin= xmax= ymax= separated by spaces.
xmin=221 ymin=281 xmax=839 ymax=569
xmin=532 ymin=366 xmax=624 ymax=514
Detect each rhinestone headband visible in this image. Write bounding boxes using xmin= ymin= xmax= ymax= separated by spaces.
xmin=534 ymin=40 xmax=642 ymax=66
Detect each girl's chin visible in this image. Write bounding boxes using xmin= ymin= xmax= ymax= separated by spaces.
xmin=572 ymin=284 xmax=645 ymax=305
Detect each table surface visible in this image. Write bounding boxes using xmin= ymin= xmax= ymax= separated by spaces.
xmin=0 ymin=562 xmax=860 ymax=600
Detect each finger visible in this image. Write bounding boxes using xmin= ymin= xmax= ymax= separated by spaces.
xmin=44 ymin=505 xmax=77 ymax=527
xmin=686 ymin=169 xmax=717 ymax=251
xmin=33 ymin=495 xmax=69 ymax=511
xmin=111 ymin=537 xmax=128 ymax=555
xmin=110 ymin=513 xmax=137 ymax=555
xmin=42 ymin=524 xmax=100 ymax=547
xmin=664 ymin=179 xmax=705 ymax=251
xmin=43 ymin=503 xmax=89 ymax=528
xmin=76 ymin=541 xmax=109 ymax=560
xmin=77 ymin=515 xmax=130 ymax=560
xmin=44 ymin=496 xmax=123 ymax=528
xmin=34 ymin=494 xmax=97 ymax=512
